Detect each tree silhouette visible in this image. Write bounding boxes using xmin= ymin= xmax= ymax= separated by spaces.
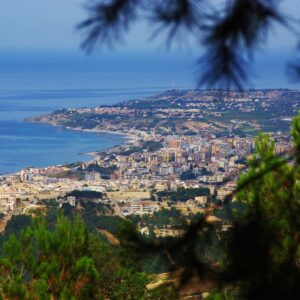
xmin=78 ymin=0 xmax=298 ymax=89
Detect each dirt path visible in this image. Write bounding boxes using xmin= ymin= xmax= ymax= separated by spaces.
xmin=98 ymin=229 xmax=120 ymax=246
xmin=0 ymin=214 xmax=12 ymax=233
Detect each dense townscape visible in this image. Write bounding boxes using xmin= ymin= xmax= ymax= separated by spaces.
xmin=1 ymin=89 xmax=296 ymax=229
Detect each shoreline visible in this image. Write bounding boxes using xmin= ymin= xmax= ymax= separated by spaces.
xmin=66 ymin=126 xmax=137 ymax=142
xmin=28 ymin=120 xmax=137 ymax=143
xmin=64 ymin=126 xmax=137 ymax=162
xmin=1 ymin=120 xmax=137 ymax=177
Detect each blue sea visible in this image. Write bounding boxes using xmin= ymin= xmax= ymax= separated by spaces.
xmin=0 ymin=48 xmax=298 ymax=174
xmin=0 ymin=49 xmax=195 ymax=174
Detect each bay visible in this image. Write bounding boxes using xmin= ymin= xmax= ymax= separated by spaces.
xmin=0 ymin=49 xmax=195 ymax=174
xmin=0 ymin=87 xmax=163 ymax=175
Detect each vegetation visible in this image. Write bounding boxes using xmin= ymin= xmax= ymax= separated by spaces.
xmin=156 ymin=187 xmax=210 ymax=202
xmin=143 ymin=141 xmax=164 ymax=152
xmin=49 ymin=200 xmax=126 ymax=238
xmin=180 ymin=170 xmax=197 ymax=180
xmin=118 ymin=146 xmax=141 ymax=156
xmin=0 ymin=215 xmax=177 ymax=299
xmin=66 ymin=190 xmax=103 ymax=200
xmin=0 ymin=215 xmax=33 ymax=253
xmin=95 ymin=216 xmax=129 ymax=235
xmin=133 ymin=208 xmax=188 ymax=229
xmin=220 ymin=123 xmax=300 ymax=298
xmin=79 ymin=164 xmax=117 ymax=179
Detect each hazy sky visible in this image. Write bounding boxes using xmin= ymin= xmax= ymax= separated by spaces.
xmin=0 ymin=0 xmax=299 ymax=89
xmin=0 ymin=0 xmax=297 ymax=51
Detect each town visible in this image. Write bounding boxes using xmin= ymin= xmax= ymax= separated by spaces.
xmin=0 ymin=88 xmax=297 ymax=236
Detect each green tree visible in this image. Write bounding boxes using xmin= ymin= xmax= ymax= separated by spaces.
xmin=220 ymin=114 xmax=300 ymax=298
xmin=0 ymin=215 xmax=151 ymax=299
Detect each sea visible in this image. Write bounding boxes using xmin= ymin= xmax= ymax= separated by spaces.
xmin=0 ymin=48 xmax=297 ymax=174
xmin=0 ymin=49 xmax=195 ymax=174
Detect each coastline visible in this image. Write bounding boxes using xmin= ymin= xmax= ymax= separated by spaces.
xmin=63 ymin=126 xmax=137 ymax=162
xmin=1 ymin=120 xmax=136 ymax=176
xmin=62 ymin=126 xmax=138 ymax=158
xmin=65 ymin=126 xmax=137 ymax=143
xmin=28 ymin=119 xmax=137 ymax=143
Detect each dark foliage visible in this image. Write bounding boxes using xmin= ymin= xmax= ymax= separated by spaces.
xmin=137 ymin=207 xmax=188 ymax=229
xmin=66 ymin=189 xmax=103 ymax=199
xmin=78 ymin=0 xmax=139 ymax=51
xmin=83 ymin=163 xmax=117 ymax=177
xmin=0 ymin=215 xmax=32 ymax=253
xmin=199 ymin=0 xmax=285 ymax=89
xmin=149 ymin=0 xmax=204 ymax=45
xmin=143 ymin=140 xmax=164 ymax=152
xmin=78 ymin=0 xmax=296 ymax=89
xmin=156 ymin=187 xmax=210 ymax=202
xmin=3 ymin=215 xmax=32 ymax=238
xmin=180 ymin=170 xmax=196 ymax=180
xmin=0 ymin=215 xmax=165 ymax=299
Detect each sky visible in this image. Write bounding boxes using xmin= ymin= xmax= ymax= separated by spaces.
xmin=0 ymin=0 xmax=299 ymax=89
xmin=0 ymin=0 xmax=297 ymax=50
